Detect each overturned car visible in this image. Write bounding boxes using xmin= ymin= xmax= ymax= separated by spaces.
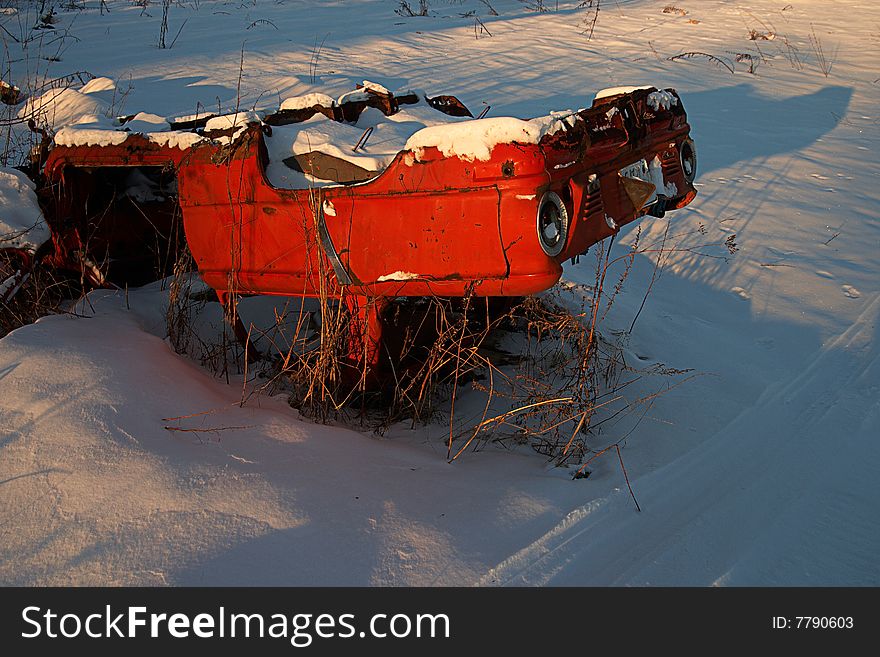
xmin=2 ymin=80 xmax=697 ymax=369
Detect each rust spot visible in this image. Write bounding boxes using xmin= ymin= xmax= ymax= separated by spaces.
xmin=262 ymin=206 xmax=277 ymax=215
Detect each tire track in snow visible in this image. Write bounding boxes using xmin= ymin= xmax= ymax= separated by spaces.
xmin=480 ymin=294 xmax=880 ymax=585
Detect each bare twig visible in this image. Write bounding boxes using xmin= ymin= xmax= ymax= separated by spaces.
xmin=616 ymin=444 xmax=641 ymax=511
xmin=479 ymin=0 xmax=499 ymax=16
xmin=629 ymin=223 xmax=669 ymax=334
xmin=809 ymin=23 xmax=834 ymax=77
xmin=169 ymin=17 xmax=188 ymax=49
xmin=165 ymin=425 xmax=254 ymax=434
xmin=583 ymin=0 xmax=601 ymax=40
xmin=668 ymin=51 xmax=735 ymax=74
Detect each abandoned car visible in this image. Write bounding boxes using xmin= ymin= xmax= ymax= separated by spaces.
xmin=1 ymin=80 xmax=697 ymax=369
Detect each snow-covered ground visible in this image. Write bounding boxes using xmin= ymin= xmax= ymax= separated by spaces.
xmin=1 ymin=0 xmax=878 ymax=585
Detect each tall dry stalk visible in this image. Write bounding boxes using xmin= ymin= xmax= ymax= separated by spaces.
xmin=808 ymin=23 xmax=834 ymax=77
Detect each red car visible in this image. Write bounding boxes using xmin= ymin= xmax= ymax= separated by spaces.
xmin=8 ymin=82 xmax=697 ymax=367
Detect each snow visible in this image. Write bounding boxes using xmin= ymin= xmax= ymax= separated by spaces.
xmin=404 ymin=111 xmax=577 ymax=162
xmin=202 ymin=110 xmax=261 ymax=144
xmin=79 ymin=76 xmax=117 ymax=94
xmin=596 ymin=87 xmax=678 ymax=111
xmin=21 ymin=87 xmax=109 ymax=130
xmin=336 ymin=80 xmax=392 ymax=105
xmin=649 ymin=156 xmax=678 ymax=197
xmin=54 ymin=124 xmax=130 ymax=147
xmin=0 ymin=167 xmax=50 ymax=251
xmin=205 ymin=112 xmax=260 ymax=131
xmin=204 ymin=111 xmax=261 ymax=132
xmin=264 ymin=114 xmax=381 ymax=187
xmin=145 ymin=131 xmax=205 ymax=151
xmin=23 ymin=86 xmax=205 ymax=150
xmin=1 ymin=0 xmax=879 ymax=587
xmin=263 ymin=100 xmax=470 ymax=187
xmin=168 ymin=111 xmax=216 ymax=124
xmin=377 ymin=271 xmax=419 ymax=282
xmin=52 ymin=112 xmax=205 ymax=150
xmin=122 ymin=114 xmax=206 ymax=150
xmin=595 ymin=85 xmax=654 ymax=100
xmin=361 ymin=80 xmax=392 ymax=96
xmin=125 ymin=111 xmax=167 ymax=128
xmin=647 ymin=90 xmax=678 ymax=111
xmin=280 ymin=93 xmax=336 ymax=111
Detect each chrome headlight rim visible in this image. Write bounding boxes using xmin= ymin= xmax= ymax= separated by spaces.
xmin=536 ymin=191 xmax=569 ymax=257
xmin=680 ymin=138 xmax=697 ymax=184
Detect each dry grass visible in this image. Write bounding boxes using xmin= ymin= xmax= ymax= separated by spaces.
xmin=0 ymin=248 xmax=72 ymax=338
xmin=668 ymin=51 xmax=735 ymax=74
xmin=0 ymin=3 xmax=86 ymax=335
xmin=227 ymin=221 xmax=711 ymax=477
xmin=396 ymin=0 xmax=429 ymax=18
xmin=662 ymin=6 xmax=688 ymax=17
xmin=808 ymin=23 xmax=834 ymax=77
xmin=580 ymin=0 xmax=601 ymax=40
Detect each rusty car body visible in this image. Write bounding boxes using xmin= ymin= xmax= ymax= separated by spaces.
xmin=4 ymin=82 xmax=697 ymax=370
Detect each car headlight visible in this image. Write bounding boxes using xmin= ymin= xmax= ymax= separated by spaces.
xmin=536 ymin=191 xmax=569 ymax=257
xmin=680 ymin=138 xmax=697 ymax=183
